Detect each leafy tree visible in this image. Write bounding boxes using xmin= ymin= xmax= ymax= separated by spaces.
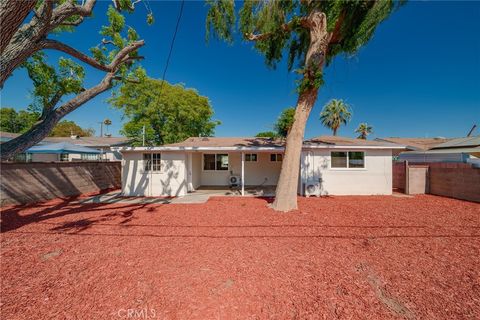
xmin=274 ymin=107 xmax=295 ymax=138
xmin=49 ymin=120 xmax=95 ymax=137
xmin=320 ymin=99 xmax=352 ymax=136
xmin=0 ymin=107 xmax=39 ymax=133
xmin=355 ymin=122 xmax=373 ymax=140
xmin=206 ymin=0 xmax=402 ymax=211
xmin=255 ymin=131 xmax=278 ymax=138
xmin=0 ymin=0 xmax=151 ymax=160
xmin=109 ymin=76 xmax=220 ymax=146
xmin=104 ymin=118 xmax=112 ymax=135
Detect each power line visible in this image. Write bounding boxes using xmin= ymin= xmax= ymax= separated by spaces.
xmin=159 ymin=0 xmax=185 ymax=95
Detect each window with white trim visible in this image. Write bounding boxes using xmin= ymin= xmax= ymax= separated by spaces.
xmin=60 ymin=153 xmax=69 ymax=162
xmin=81 ymin=154 xmax=100 ymax=161
xmin=270 ymin=153 xmax=283 ymax=162
xmin=245 ymin=153 xmax=257 ymax=162
xmin=144 ymin=153 xmax=161 ymax=172
xmin=331 ymin=151 xmax=365 ymax=168
xmin=204 ymin=154 xmax=229 ymax=170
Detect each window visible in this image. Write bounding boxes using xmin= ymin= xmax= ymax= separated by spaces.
xmin=204 ymin=154 xmax=229 ymax=170
xmin=144 ymin=153 xmax=161 ymax=172
xmin=245 ymin=153 xmax=257 ymax=162
xmin=60 ymin=153 xmax=69 ymax=162
xmin=81 ymin=154 xmax=100 ymax=161
xmin=270 ymin=153 xmax=283 ymax=162
xmin=331 ymin=151 xmax=365 ymax=169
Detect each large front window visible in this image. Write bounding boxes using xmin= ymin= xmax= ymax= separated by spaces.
xmin=204 ymin=154 xmax=229 ymax=171
xmin=331 ymin=151 xmax=365 ymax=169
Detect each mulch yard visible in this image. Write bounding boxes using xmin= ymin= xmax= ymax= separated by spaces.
xmin=1 ymin=194 xmax=479 ymax=319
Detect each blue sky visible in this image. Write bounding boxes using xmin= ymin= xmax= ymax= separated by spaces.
xmin=1 ymin=1 xmax=479 ymax=139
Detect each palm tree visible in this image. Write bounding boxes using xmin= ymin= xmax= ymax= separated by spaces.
xmin=319 ymin=99 xmax=352 ymax=136
xmin=355 ymin=123 xmax=373 ymax=139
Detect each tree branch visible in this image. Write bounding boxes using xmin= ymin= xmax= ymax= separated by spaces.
xmin=245 ymin=17 xmax=311 ymax=42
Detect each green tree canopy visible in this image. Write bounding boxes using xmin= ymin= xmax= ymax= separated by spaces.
xmin=49 ymin=120 xmax=94 ymax=137
xmin=355 ymin=122 xmax=373 ymax=139
xmin=320 ymin=99 xmax=352 ymax=136
xmin=274 ymin=107 xmax=296 ymax=138
xmin=109 ymin=76 xmax=220 ymax=146
xmin=255 ymin=131 xmax=278 ymax=138
xmin=0 ymin=108 xmax=38 ymax=133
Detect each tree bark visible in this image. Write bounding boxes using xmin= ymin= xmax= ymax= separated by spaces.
xmin=271 ymin=10 xmax=330 ymax=212
xmin=0 ymin=0 xmax=36 ymax=54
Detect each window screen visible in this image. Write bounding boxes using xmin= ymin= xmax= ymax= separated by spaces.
xmin=216 ymin=154 xmax=229 ymax=170
xmin=203 ymin=154 xmax=216 ymax=170
xmin=331 ymin=152 xmax=347 ymax=168
xmin=245 ymin=153 xmax=257 ymax=162
xmin=348 ymin=152 xmax=365 ymax=168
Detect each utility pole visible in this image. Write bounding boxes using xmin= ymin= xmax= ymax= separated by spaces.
xmin=98 ymin=121 xmax=103 ymax=137
xmin=142 ymin=125 xmax=145 ymax=147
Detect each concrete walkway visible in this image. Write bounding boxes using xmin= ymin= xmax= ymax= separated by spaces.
xmin=77 ymin=187 xmax=275 ymax=205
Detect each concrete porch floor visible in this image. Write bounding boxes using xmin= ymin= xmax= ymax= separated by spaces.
xmin=77 ymin=186 xmax=276 ymax=205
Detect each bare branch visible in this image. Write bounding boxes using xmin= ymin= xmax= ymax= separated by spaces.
xmin=0 ymin=0 xmax=36 ymax=53
xmin=60 ymin=17 xmax=84 ymax=26
xmin=39 ymin=39 xmax=111 ymax=72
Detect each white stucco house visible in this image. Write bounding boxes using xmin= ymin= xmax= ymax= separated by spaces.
xmin=117 ymin=136 xmax=403 ymax=197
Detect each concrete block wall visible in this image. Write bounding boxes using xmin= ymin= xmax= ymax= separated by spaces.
xmin=0 ymin=162 xmax=121 ymax=206
xmin=428 ymin=163 xmax=480 ymax=203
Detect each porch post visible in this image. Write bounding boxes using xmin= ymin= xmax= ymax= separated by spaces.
xmin=241 ymin=152 xmax=245 ymax=196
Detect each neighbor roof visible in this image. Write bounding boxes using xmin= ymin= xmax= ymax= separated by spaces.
xmin=0 ymin=131 xmax=130 ymax=147
xmin=430 ymin=136 xmax=480 ymax=150
xmin=375 ymin=137 xmax=450 ymax=151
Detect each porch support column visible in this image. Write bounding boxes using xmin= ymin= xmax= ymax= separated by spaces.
xmin=241 ymin=152 xmax=245 ymax=196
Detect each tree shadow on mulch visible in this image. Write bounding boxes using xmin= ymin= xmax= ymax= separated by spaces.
xmin=0 ymin=196 xmax=154 ymax=233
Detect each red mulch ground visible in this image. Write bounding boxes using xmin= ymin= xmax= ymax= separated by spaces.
xmin=1 ymin=195 xmax=479 ymax=319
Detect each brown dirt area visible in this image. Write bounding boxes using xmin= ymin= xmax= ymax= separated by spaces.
xmin=1 ymin=194 xmax=479 ymax=319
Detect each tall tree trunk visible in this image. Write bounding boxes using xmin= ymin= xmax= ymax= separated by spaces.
xmin=271 ymin=11 xmax=330 ymax=212
xmin=333 ymin=127 xmax=337 ymax=136
xmin=271 ymin=89 xmax=318 ymax=211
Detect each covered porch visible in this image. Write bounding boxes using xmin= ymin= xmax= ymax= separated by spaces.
xmin=186 ymin=151 xmax=284 ymax=196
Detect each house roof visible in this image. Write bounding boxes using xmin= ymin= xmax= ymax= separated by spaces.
xmin=375 ymin=137 xmax=450 ymax=151
xmin=118 ymin=136 xmax=403 ymax=152
xmin=430 ymin=136 xmax=480 ymax=150
xmin=306 ymin=135 xmax=401 ymax=148
xmin=27 ymin=142 xmax=101 ymax=154
xmin=164 ymin=137 xmax=285 ymax=148
xmin=0 ymin=131 xmax=130 ymax=147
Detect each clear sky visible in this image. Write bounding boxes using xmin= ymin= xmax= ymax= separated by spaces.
xmin=1 ymin=1 xmax=479 ymax=139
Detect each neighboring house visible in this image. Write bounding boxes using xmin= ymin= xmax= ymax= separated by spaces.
xmin=117 ymin=136 xmax=403 ymax=197
xmin=375 ymin=137 xmax=450 ymax=157
xmin=397 ymin=136 xmax=480 ymax=164
xmin=0 ymin=131 xmax=130 ymax=162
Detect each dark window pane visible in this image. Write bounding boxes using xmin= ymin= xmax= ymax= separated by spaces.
xmin=203 ymin=154 xmax=216 ymax=170
xmin=277 ymin=154 xmax=283 ymax=161
xmin=251 ymin=154 xmax=257 ymax=161
xmin=270 ymin=154 xmax=276 ymax=162
xmin=216 ymin=154 xmax=229 ymax=170
xmin=143 ymin=153 xmax=152 ymax=171
xmin=348 ymin=151 xmax=365 ymax=168
xmin=245 ymin=154 xmax=251 ymax=161
xmin=331 ymin=152 xmax=347 ymax=168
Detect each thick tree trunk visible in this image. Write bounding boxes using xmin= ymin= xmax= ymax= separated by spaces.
xmin=333 ymin=128 xmax=337 ymax=136
xmin=271 ymin=10 xmax=330 ymax=212
xmin=271 ymin=89 xmax=318 ymax=211
xmin=0 ymin=0 xmax=36 ymax=54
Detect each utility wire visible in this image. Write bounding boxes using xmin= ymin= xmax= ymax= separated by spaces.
xmin=159 ymin=0 xmax=185 ymax=96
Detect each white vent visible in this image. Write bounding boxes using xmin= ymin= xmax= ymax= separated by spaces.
xmin=304 ymin=181 xmax=321 ymax=197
